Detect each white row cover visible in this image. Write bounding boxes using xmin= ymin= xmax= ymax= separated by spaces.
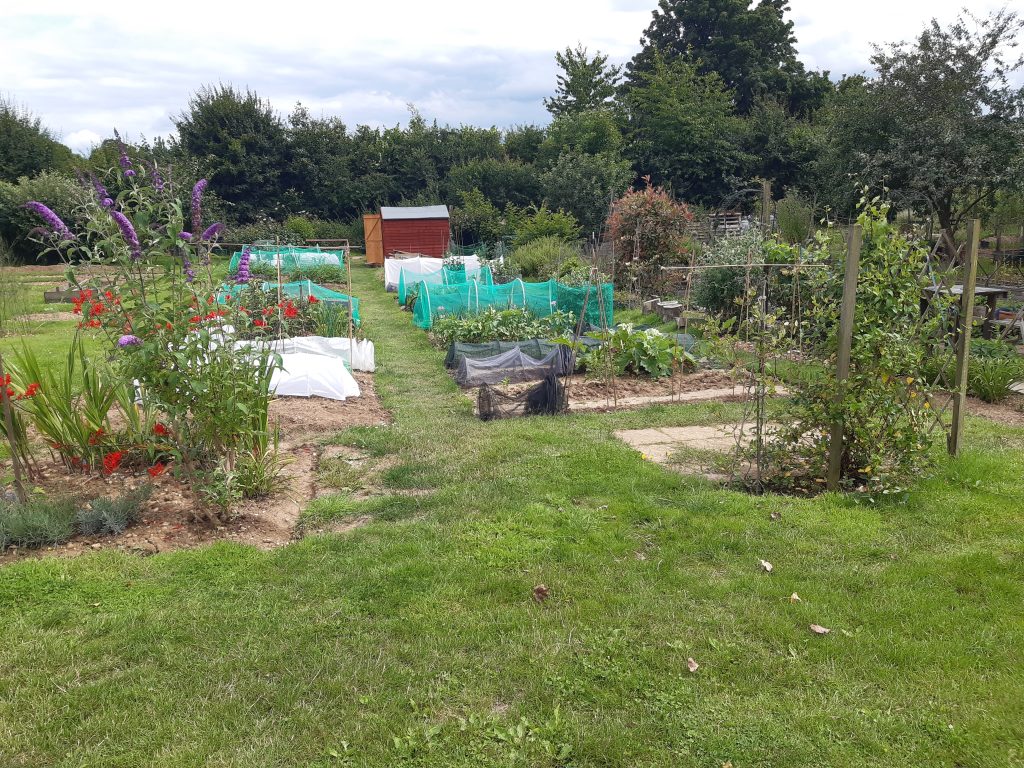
xmin=267 ymin=252 xmax=342 ymax=267
xmin=269 ymin=336 xmax=376 ymax=372
xmin=270 ymin=352 xmax=361 ymax=400
xmin=383 ymin=254 xmax=480 ymax=291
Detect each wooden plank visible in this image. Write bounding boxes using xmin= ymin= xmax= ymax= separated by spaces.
xmin=363 ymin=214 xmax=383 ymax=266
xmin=826 ymin=224 xmax=862 ymax=491
xmin=948 ymin=219 xmax=980 ymax=456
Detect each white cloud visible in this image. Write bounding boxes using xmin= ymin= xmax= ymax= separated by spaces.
xmin=2 ymin=0 xmax=1020 ymax=155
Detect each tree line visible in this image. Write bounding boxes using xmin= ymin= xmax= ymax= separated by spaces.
xmin=2 ymin=1 xmax=1022 ymax=261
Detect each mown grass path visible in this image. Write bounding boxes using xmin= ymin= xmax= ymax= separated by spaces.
xmin=1 ymin=263 xmax=1023 ymax=767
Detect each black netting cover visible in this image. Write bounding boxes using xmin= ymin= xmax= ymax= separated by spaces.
xmin=478 ymin=374 xmax=568 ymax=421
xmin=445 ymin=337 xmax=602 ymax=369
xmin=454 ymin=346 xmax=575 ymax=386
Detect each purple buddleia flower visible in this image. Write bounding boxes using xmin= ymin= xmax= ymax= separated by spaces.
xmin=178 ymin=231 xmax=192 ymax=241
xmin=148 ymin=162 xmax=165 ymax=193
xmin=235 ymin=246 xmax=251 ymax=284
xmin=201 ymin=222 xmax=223 ymax=241
xmin=191 ymin=179 xmax=207 ymax=231
xmin=118 ymin=142 xmax=133 ymax=174
xmin=181 ymin=251 xmax=196 ymax=283
xmin=24 ymin=201 xmax=73 ymax=240
xmin=117 ymin=334 xmax=142 ymax=348
xmin=109 ymin=209 xmax=141 ymax=261
xmin=89 ymin=174 xmax=114 ymax=208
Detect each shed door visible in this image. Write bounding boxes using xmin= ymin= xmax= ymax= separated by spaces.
xmin=363 ymin=214 xmax=383 ymax=266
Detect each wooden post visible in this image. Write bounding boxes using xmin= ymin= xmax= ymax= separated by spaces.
xmin=826 ymin=224 xmax=862 ymax=491
xmin=345 ymin=240 xmax=354 ymax=347
xmin=948 ymin=219 xmax=980 ymax=456
xmin=760 ymin=179 xmax=772 ymax=231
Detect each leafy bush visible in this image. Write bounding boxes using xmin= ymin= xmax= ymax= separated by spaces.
xmin=284 ymin=215 xmax=316 ymax=242
xmin=430 ymin=308 xmax=577 ymax=348
xmin=775 ymin=192 xmax=814 ymax=244
xmin=0 ymin=495 xmax=77 ymax=549
xmin=509 ymin=236 xmax=583 ymax=280
xmin=576 ymin=324 xmax=694 ymax=378
xmin=512 ymin=205 xmax=582 ymax=248
xmin=77 ymin=484 xmax=153 ymax=536
xmin=608 ymin=181 xmax=693 ymax=293
xmin=968 ymin=355 xmax=1024 ymax=403
xmin=0 ymin=171 xmax=90 ymax=262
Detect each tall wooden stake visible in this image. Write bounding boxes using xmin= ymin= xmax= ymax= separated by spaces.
xmin=826 ymin=224 xmax=862 ymax=491
xmin=345 ymin=240 xmax=354 ymax=347
xmin=948 ymin=219 xmax=980 ymax=456
xmin=760 ymin=179 xmax=772 ymax=231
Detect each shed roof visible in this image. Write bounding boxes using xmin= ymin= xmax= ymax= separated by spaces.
xmin=381 ymin=205 xmax=449 ymax=221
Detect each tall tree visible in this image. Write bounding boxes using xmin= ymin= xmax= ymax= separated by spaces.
xmin=816 ymin=10 xmax=1024 ymax=252
xmin=623 ymin=54 xmax=746 ymax=202
xmin=0 ymin=98 xmax=75 ymax=183
xmin=627 ymin=0 xmax=829 ymax=115
xmin=173 ymin=85 xmax=288 ymax=222
xmin=544 ymin=45 xmax=623 ymax=117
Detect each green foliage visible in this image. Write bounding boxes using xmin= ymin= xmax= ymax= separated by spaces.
xmin=511 ymin=205 xmax=581 ymax=248
xmin=622 ymin=54 xmax=747 ymax=202
xmin=173 ymin=84 xmax=288 ymax=223
xmin=508 ymin=236 xmax=583 ymax=281
xmin=544 ymin=45 xmax=622 ymax=117
xmin=775 ymin=191 xmax=815 ymax=244
xmin=445 ymin=158 xmax=541 ymax=211
xmin=816 ymin=10 xmax=1024 ymax=249
xmin=450 ymin=188 xmax=512 ymax=245
xmin=576 ymin=324 xmax=694 ymax=379
xmin=284 ymin=215 xmax=316 ymax=242
xmin=0 ymin=171 xmax=90 ymax=262
xmin=0 ymin=97 xmax=75 ymax=183
xmin=968 ymin=355 xmax=1024 ymax=404
xmin=540 ymin=149 xmax=633 ymax=234
xmin=626 ymin=0 xmax=832 ymax=115
xmin=429 ymin=307 xmax=576 ymax=348
xmin=77 ymin=484 xmax=153 ymax=536
xmin=0 ymin=495 xmax=77 ymax=549
xmin=537 ymin=109 xmax=623 ymax=167
xmin=763 ymin=199 xmax=950 ymax=493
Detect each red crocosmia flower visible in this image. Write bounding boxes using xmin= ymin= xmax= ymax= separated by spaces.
xmin=166 ymin=322 xmax=172 ymax=330
xmin=207 ymin=295 xmax=215 ymax=304
xmin=224 ymin=294 xmax=232 ymax=302
xmin=253 ymin=319 xmax=267 ymax=328
xmin=88 ymin=319 xmax=102 ymax=328
xmin=262 ymin=307 xmax=274 ymax=317
xmin=284 ymin=305 xmax=298 ymax=319
xmin=308 ymin=295 xmax=318 ymax=304
xmin=148 ymin=462 xmax=166 ymax=478
xmin=88 ymin=427 xmax=104 ymax=445
xmin=89 ymin=302 xmax=105 ymax=316
xmin=190 ymin=315 xmax=201 ymax=323
xmin=102 ymin=451 xmax=124 ymax=474
xmin=104 ymin=291 xmax=114 ymax=300
xmin=153 ymin=423 xmax=168 ymax=436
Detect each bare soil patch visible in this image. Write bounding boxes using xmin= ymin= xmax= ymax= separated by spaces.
xmin=967 ymin=393 xmax=1024 ymax=428
xmin=1 ymin=375 xmax=392 ymax=565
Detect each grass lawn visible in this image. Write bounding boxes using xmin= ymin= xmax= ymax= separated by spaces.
xmin=1 ymin=262 xmax=1023 ymax=767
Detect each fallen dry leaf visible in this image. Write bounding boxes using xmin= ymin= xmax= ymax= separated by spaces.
xmin=790 ymin=592 xmax=801 ymax=603
xmin=722 ymin=762 xmax=734 ymax=768
xmin=759 ymin=559 xmax=773 ymax=573
xmin=532 ymin=584 xmax=550 ymax=603
xmin=769 ymin=511 xmax=782 ymax=522
xmin=687 ymin=657 xmax=699 ymax=673
xmin=810 ymin=624 xmax=831 ymax=635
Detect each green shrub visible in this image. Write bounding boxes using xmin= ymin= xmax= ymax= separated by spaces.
xmin=285 ymin=215 xmax=316 ymax=242
xmin=509 ymin=236 xmax=583 ymax=280
xmin=0 ymin=496 xmax=77 ymax=549
xmin=430 ymin=308 xmax=577 ymax=347
xmin=775 ymin=193 xmax=814 ymax=244
xmin=77 ymin=484 xmax=152 ymax=536
xmin=512 ymin=205 xmax=582 ymax=248
xmin=576 ymin=324 xmax=694 ymax=379
xmin=968 ymin=356 xmax=1024 ymax=403
xmin=0 ymin=171 xmax=90 ymax=262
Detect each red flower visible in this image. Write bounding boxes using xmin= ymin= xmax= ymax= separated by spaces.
xmin=147 ymin=462 xmax=166 ymax=477
xmin=165 ymin=322 xmax=173 ymax=330
xmin=153 ymin=422 xmax=169 ymax=436
xmin=253 ymin=319 xmax=267 ymax=328
xmin=308 ymin=295 xmax=318 ymax=304
xmin=89 ymin=302 xmax=105 ymax=317
xmin=102 ymin=451 xmax=124 ymax=474
xmin=88 ymin=427 xmax=105 ymax=446
xmin=189 ymin=315 xmax=201 ymax=323
xmin=207 ymin=295 xmax=215 ymax=304
xmin=284 ymin=304 xmax=298 ymax=319
xmin=87 ymin=319 xmax=102 ymax=328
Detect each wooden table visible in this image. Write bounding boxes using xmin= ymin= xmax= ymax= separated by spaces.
xmin=923 ymin=284 xmax=1010 ymax=339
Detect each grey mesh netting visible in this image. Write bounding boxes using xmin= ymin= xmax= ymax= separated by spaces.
xmin=478 ymin=374 xmax=568 ymax=421
xmin=454 ymin=345 xmax=575 ymax=386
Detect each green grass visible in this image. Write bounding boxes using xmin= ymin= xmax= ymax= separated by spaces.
xmin=0 ymin=261 xmax=1022 ymax=766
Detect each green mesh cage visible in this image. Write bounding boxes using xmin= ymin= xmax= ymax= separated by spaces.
xmin=219 ymin=280 xmax=360 ymax=325
xmin=397 ymin=264 xmax=494 ymax=304
xmin=412 ymin=279 xmax=613 ymax=330
xmin=228 ymin=246 xmax=345 ymax=273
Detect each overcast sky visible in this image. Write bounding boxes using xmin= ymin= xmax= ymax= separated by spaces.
xmin=1 ymin=0 xmax=1020 ymax=154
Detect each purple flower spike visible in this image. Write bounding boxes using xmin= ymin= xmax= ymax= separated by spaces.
xmin=124 ymin=169 xmax=136 ymax=178
xmin=90 ymin=174 xmax=111 ymax=206
xmin=178 ymin=231 xmax=192 ymax=241
xmin=102 ymin=198 xmax=114 ymax=208
xmin=191 ymin=179 xmax=208 ymax=231
xmin=201 ymin=222 xmax=223 ymax=241
xmin=117 ymin=334 xmax=142 ymax=348
xmin=24 ymin=201 xmax=73 ymax=240
xmin=148 ymin=163 xmax=165 ymax=193
xmin=235 ymin=246 xmax=251 ymax=284
xmin=118 ymin=143 xmax=132 ymax=172
xmin=182 ymin=251 xmax=196 ymax=283
xmin=109 ymin=209 xmax=141 ymax=261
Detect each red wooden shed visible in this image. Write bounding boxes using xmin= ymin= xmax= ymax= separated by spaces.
xmin=364 ymin=205 xmax=450 ymax=265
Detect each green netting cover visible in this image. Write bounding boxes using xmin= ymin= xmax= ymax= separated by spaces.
xmin=412 ymin=279 xmax=613 ymax=330
xmin=229 ymin=246 xmax=345 ymax=273
xmin=398 ymin=264 xmax=494 ymax=304
xmin=219 ymin=280 xmax=360 ymax=325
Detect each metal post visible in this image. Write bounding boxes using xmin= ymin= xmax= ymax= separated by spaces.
xmin=826 ymin=224 xmax=862 ymax=491
xmin=948 ymin=219 xmax=980 ymax=456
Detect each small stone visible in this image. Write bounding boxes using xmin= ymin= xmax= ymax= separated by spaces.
xmin=90 ymin=543 xmax=102 ymax=550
